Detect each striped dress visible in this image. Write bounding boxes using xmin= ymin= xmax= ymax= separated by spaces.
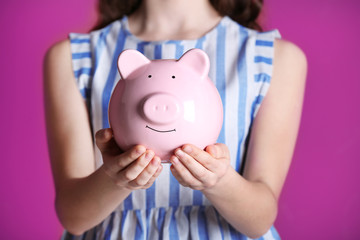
xmin=65 ymin=16 xmax=281 ymax=240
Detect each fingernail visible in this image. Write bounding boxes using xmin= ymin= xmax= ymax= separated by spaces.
xmin=175 ymin=149 xmax=185 ymax=157
xmin=152 ymin=157 xmax=160 ymax=166
xmin=183 ymin=145 xmax=192 ymax=153
xmin=145 ymin=151 xmax=154 ymax=160
xmin=171 ymin=156 xmax=179 ymax=165
xmin=106 ymin=128 xmax=113 ymax=138
xmin=210 ymin=146 xmax=217 ymax=156
xmin=135 ymin=146 xmax=146 ymax=155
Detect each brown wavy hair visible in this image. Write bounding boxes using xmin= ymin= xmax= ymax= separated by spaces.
xmin=93 ymin=0 xmax=263 ymax=31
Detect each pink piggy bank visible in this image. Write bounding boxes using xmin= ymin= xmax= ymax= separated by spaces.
xmin=108 ymin=48 xmax=223 ymax=162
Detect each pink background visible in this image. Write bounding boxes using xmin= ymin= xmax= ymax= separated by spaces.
xmin=1 ymin=0 xmax=359 ymax=239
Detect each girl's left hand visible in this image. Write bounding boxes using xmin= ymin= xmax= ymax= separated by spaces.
xmin=170 ymin=143 xmax=231 ymax=191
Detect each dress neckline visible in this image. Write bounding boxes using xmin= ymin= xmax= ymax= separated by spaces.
xmin=121 ymin=16 xmax=229 ymax=45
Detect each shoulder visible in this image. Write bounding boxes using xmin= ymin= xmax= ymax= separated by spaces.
xmin=265 ymin=39 xmax=308 ymax=102
xmin=274 ymin=38 xmax=306 ymax=57
xmin=47 ymin=39 xmax=71 ymax=54
xmin=260 ymin=39 xmax=307 ymax=131
xmin=265 ymin=39 xmax=307 ymax=109
xmin=273 ymin=39 xmax=307 ymax=81
xmin=44 ymin=39 xmax=72 ymax=75
xmin=43 ymin=39 xmax=79 ymax=102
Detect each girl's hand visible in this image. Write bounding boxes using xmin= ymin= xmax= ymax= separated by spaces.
xmin=170 ymin=143 xmax=230 ymax=191
xmin=95 ymin=128 xmax=163 ymax=190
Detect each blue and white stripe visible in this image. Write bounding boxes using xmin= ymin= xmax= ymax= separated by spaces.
xmin=69 ymin=33 xmax=93 ymax=100
xmin=65 ymin=16 xmax=281 ymax=240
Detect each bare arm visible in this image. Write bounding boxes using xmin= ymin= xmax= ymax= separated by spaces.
xmin=170 ymin=39 xmax=307 ymax=238
xmin=44 ymin=40 xmax=162 ymax=235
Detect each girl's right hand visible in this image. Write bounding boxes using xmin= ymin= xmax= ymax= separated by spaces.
xmin=95 ymin=128 xmax=163 ymax=190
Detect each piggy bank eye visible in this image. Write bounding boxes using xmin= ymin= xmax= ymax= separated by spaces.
xmin=172 ymin=75 xmax=176 ymax=79
xmin=148 ymin=75 xmax=152 ymax=78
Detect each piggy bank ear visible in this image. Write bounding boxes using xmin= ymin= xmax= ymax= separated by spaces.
xmin=117 ymin=49 xmax=151 ymax=79
xmin=177 ymin=48 xmax=210 ymax=79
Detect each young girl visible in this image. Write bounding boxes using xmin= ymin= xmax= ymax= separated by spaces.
xmin=44 ymin=0 xmax=307 ymax=239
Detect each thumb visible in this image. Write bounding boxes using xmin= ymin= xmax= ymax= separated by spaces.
xmin=95 ymin=128 xmax=115 ymax=153
xmin=205 ymin=144 xmax=218 ymax=158
xmin=206 ymin=143 xmax=229 ymax=159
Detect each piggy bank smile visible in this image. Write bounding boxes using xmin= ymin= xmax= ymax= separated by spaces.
xmin=145 ymin=125 xmax=176 ymax=133
xmin=108 ymin=48 xmax=223 ymax=162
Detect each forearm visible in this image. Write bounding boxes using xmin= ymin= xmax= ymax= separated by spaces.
xmin=55 ymin=165 xmax=131 ymax=235
xmin=202 ymin=168 xmax=278 ymax=239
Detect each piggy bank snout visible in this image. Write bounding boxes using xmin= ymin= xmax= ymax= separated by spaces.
xmin=143 ymin=93 xmax=182 ymax=124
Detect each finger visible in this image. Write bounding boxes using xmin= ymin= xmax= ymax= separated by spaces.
xmin=130 ymin=156 xmax=161 ymax=186
xmin=206 ymin=143 xmax=230 ymax=159
xmin=178 ymin=145 xmax=215 ymax=173
xmin=116 ymin=145 xmax=147 ymax=170
xmin=205 ymin=145 xmax=218 ymax=158
xmin=120 ymin=150 xmax=154 ymax=181
xmin=95 ymin=128 xmax=121 ymax=155
xmin=95 ymin=128 xmax=112 ymax=151
xmin=170 ymin=155 xmax=203 ymax=188
xmin=143 ymin=163 xmax=163 ymax=188
xmin=170 ymin=164 xmax=188 ymax=187
xmin=103 ymin=145 xmax=146 ymax=175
